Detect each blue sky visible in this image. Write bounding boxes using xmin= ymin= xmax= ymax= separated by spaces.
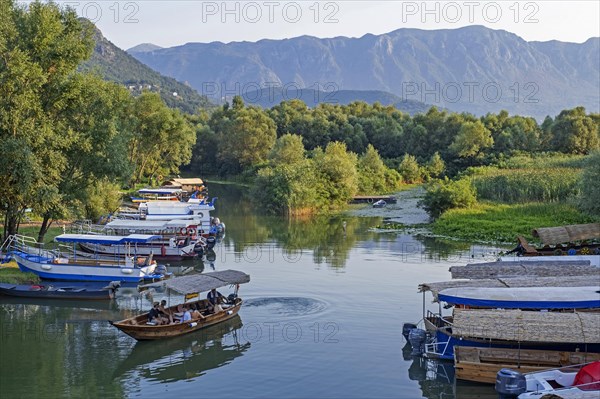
xmin=48 ymin=1 xmax=600 ymax=49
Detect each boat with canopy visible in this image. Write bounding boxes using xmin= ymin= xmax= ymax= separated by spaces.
xmin=110 ymin=269 xmax=250 ymax=340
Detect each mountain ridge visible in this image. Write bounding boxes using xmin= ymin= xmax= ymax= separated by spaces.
xmin=128 ymin=25 xmax=599 ymax=118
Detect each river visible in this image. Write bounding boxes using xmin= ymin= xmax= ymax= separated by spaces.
xmin=0 ymin=183 xmax=506 ymax=398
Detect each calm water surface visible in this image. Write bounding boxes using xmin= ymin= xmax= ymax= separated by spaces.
xmin=0 ymin=184 xmax=505 ymax=398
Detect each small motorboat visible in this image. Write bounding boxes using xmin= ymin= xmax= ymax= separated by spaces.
xmin=0 ymin=281 xmax=120 ymax=300
xmin=373 ymin=200 xmax=386 ymax=208
xmin=496 ymin=361 xmax=600 ymax=398
xmin=110 ymin=270 xmax=250 ymax=340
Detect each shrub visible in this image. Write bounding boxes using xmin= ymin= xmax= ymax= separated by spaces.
xmin=421 ymin=177 xmax=477 ymax=218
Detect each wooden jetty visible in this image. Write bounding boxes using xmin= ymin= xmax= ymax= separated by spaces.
xmin=455 ymin=346 xmax=600 ymax=384
xmin=350 ymin=195 xmax=397 ymax=204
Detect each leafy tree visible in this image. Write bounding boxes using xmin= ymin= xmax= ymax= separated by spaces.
xmin=313 ymin=142 xmax=358 ymax=207
xmin=421 ymin=177 xmax=477 ymax=218
xmin=398 ymin=154 xmax=422 ymax=183
xmin=128 ymin=92 xmax=195 ymax=185
xmin=427 ymin=152 xmax=446 ymax=179
xmin=579 ymin=151 xmax=600 ymax=218
xmin=450 ymin=120 xmax=494 ymax=159
xmin=214 ymin=96 xmax=277 ymax=175
xmin=357 ymin=144 xmax=388 ymax=194
xmin=550 ymin=107 xmax=599 ymax=154
xmin=269 ymin=134 xmax=305 ymax=165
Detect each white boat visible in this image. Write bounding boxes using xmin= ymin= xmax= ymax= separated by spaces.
xmin=131 ymin=188 xmax=183 ymax=203
xmin=2 ymin=234 xmax=162 ymax=282
xmin=373 ymin=200 xmax=386 ymax=208
xmin=496 ymin=361 xmax=600 ymax=398
xmin=438 ymin=286 xmax=600 ymax=309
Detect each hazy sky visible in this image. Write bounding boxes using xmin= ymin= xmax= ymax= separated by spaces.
xmin=51 ymin=1 xmax=600 ymax=50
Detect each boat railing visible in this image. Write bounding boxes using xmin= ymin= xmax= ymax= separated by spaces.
xmin=0 ymin=234 xmax=56 ymax=258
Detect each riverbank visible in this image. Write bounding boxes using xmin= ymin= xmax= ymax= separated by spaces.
xmin=0 ymin=260 xmax=40 ymax=284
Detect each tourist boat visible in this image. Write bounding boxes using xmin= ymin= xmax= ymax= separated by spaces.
xmin=455 ymin=346 xmax=600 ymax=384
xmin=496 ymin=361 xmax=600 ymax=398
xmin=0 ymin=281 xmax=120 ymax=300
xmin=1 ymin=234 xmax=163 ymax=282
xmin=110 ymin=270 xmax=250 ymax=340
xmin=373 ymin=200 xmax=386 ymax=208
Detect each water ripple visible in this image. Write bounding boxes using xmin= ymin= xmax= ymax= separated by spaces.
xmin=243 ymin=297 xmax=327 ymax=317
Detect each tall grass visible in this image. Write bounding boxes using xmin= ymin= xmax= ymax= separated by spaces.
xmin=467 ymin=167 xmax=581 ymax=203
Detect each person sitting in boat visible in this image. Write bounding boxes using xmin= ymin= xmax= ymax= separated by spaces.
xmin=148 ymin=302 xmax=164 ymax=325
xmin=190 ymin=304 xmax=205 ymax=320
xmin=207 ymin=288 xmax=224 ymax=313
xmin=181 ymin=305 xmax=192 ymax=323
xmin=158 ymin=300 xmax=173 ymax=324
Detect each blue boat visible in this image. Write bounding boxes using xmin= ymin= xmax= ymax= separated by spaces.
xmin=2 ymin=234 xmax=164 ymax=283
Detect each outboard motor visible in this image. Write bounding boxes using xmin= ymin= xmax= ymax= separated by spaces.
xmin=402 ymin=323 xmax=418 ymax=340
xmin=206 ymin=235 xmax=216 ymax=249
xmin=194 ymin=243 xmax=204 ymax=256
xmin=495 ymin=368 xmax=526 ymax=398
xmin=408 ymin=328 xmax=427 ymax=356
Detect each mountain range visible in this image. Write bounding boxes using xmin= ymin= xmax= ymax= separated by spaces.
xmin=128 ymin=26 xmax=600 ymax=118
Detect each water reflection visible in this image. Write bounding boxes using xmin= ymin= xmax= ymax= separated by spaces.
xmin=113 ymin=316 xmax=250 ymax=383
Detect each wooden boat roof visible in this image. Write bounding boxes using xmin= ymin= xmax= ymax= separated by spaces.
xmin=141 ymin=270 xmax=250 ymax=295
xmin=452 ymin=308 xmax=600 ymax=343
xmin=163 ymin=178 xmax=204 ymax=186
xmin=533 ymin=223 xmax=600 ymax=245
xmin=55 ymin=234 xmax=162 ymax=244
xmin=450 ymin=260 xmax=597 ymax=279
xmin=438 ymin=286 xmax=600 ymax=309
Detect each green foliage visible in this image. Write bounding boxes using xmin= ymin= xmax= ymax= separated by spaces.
xmin=550 ymin=107 xmax=600 ymax=154
xmin=579 ymin=151 xmax=600 ymax=218
xmin=398 ymin=154 xmax=422 ymax=183
xmin=128 ymin=92 xmax=195 ymax=185
xmin=269 ymin=134 xmax=305 ymax=165
xmin=450 ymin=120 xmax=493 ymax=158
xmin=82 ymin=179 xmax=123 ymax=221
xmin=313 ymin=142 xmax=359 ymax=207
xmin=421 ymin=178 xmax=477 ymax=218
xmin=426 ymin=152 xmax=446 ymax=179
xmin=357 ymin=144 xmax=388 ymax=194
xmin=214 ymin=96 xmax=277 ymax=175
xmin=433 ymin=202 xmax=595 ymax=243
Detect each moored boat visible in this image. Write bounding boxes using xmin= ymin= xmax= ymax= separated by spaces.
xmin=455 ymin=346 xmax=600 ymax=384
xmin=0 ymin=281 xmax=119 ymax=300
xmin=111 ymin=270 xmax=250 ymax=340
xmin=496 ymin=361 xmax=600 ymax=398
xmin=2 ymin=234 xmax=163 ymax=282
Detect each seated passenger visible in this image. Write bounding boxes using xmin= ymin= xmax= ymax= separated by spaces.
xmin=190 ymin=304 xmax=205 ymax=320
xmin=181 ymin=305 xmax=192 ymax=323
xmin=158 ymin=299 xmax=173 ymax=324
xmin=207 ymin=288 xmax=224 ymax=313
xmin=147 ymin=302 xmax=162 ymax=325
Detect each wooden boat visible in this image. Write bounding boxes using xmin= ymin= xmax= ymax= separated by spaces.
xmin=111 ymin=270 xmax=250 ymax=340
xmin=506 ymin=223 xmax=600 ymax=257
xmin=455 ymin=346 xmax=600 ymax=384
xmin=2 ymin=234 xmax=163 ymax=282
xmin=0 ymin=281 xmax=119 ymax=300
xmin=496 ymin=361 xmax=600 ymax=398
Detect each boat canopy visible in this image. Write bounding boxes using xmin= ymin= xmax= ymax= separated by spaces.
xmin=104 ymin=219 xmax=200 ymax=230
xmin=55 ymin=234 xmax=162 ymax=245
xmin=138 ymin=188 xmax=183 ymax=195
xmin=438 ymin=286 xmax=600 ymax=309
xmin=532 ymin=223 xmax=600 ymax=245
xmin=141 ymin=270 xmax=250 ymax=295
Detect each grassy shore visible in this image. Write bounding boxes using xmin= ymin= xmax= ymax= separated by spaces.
xmin=432 ymin=202 xmax=596 ymax=244
xmin=0 ymin=260 xmax=40 ymax=284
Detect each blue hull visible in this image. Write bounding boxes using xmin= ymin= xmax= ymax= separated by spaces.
xmin=17 ymin=263 xmax=143 ymax=283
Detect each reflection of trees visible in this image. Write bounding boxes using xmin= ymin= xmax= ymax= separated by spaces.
xmin=0 ymin=303 xmax=125 ymax=398
xmin=113 ymin=316 xmax=249 ymax=384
